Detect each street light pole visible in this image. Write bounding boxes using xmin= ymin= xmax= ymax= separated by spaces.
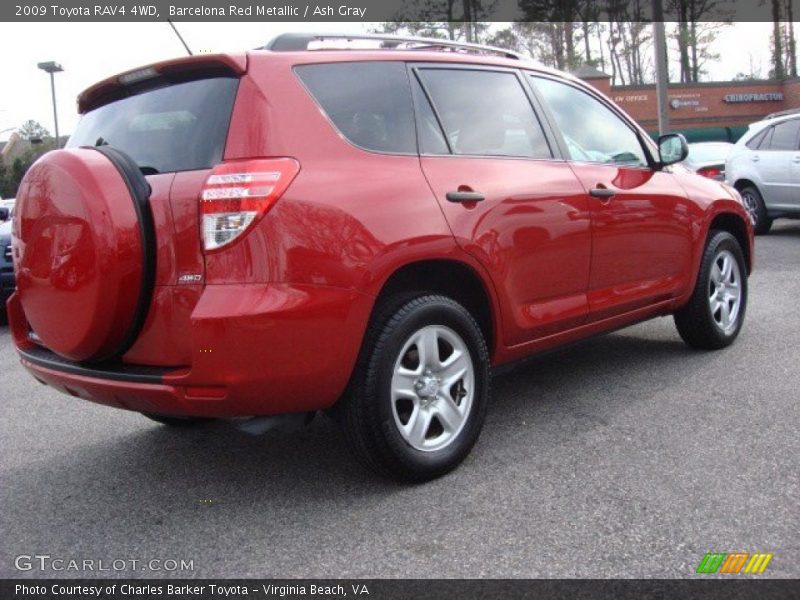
xmin=37 ymin=61 xmax=64 ymax=148
xmin=653 ymin=0 xmax=670 ymax=135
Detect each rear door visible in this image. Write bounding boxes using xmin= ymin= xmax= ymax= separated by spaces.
xmin=529 ymin=75 xmax=695 ymax=321
xmin=412 ymin=65 xmax=591 ymax=346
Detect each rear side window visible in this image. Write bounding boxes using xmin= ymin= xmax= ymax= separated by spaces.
xmin=417 ymin=69 xmax=552 ymax=159
xmin=410 ymin=76 xmax=449 ymax=155
xmin=745 ymin=128 xmax=769 ymax=150
xmin=764 ymin=119 xmax=800 ymax=150
xmin=295 ymin=62 xmax=416 ymax=154
xmin=68 ymin=77 xmax=239 ymax=174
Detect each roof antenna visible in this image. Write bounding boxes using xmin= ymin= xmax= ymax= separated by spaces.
xmin=167 ymin=20 xmax=193 ymax=56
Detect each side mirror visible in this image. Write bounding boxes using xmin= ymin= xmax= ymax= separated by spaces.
xmin=0 ymin=207 xmax=9 ymax=222
xmin=657 ymin=133 xmax=689 ymax=167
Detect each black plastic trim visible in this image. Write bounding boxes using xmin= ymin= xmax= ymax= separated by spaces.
xmin=88 ymin=145 xmax=157 ymax=363
xmin=19 ymin=346 xmax=172 ymax=384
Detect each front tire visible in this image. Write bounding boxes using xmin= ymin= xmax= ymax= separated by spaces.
xmin=674 ymin=230 xmax=748 ymax=350
xmin=339 ymin=295 xmax=490 ymax=481
xmin=740 ymin=185 xmax=772 ymax=235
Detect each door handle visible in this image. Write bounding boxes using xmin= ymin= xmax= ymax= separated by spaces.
xmin=793 ymin=156 xmax=800 ymax=163
xmin=589 ymin=188 xmax=615 ymax=199
xmin=752 ymin=155 xmax=760 ymax=162
xmin=446 ymin=191 xmax=485 ymax=203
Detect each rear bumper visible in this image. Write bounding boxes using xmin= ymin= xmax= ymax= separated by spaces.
xmin=11 ymin=283 xmax=372 ymax=417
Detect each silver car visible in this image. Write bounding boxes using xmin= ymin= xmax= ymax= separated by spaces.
xmin=726 ymin=114 xmax=800 ymax=234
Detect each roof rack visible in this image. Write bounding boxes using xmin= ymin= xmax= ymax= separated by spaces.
xmin=261 ymin=32 xmax=526 ymax=60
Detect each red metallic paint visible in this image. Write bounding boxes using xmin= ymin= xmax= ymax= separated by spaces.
xmin=568 ymin=163 xmax=697 ymax=320
xmin=420 ymin=156 xmax=591 ymax=345
xmin=9 ymin=50 xmax=754 ymax=418
xmin=12 ymin=283 xmax=372 ymax=416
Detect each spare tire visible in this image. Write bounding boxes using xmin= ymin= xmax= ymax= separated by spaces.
xmin=14 ymin=146 xmax=155 ymax=363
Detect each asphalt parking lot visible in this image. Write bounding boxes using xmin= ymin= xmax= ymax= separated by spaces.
xmin=1 ymin=222 xmax=798 ymax=580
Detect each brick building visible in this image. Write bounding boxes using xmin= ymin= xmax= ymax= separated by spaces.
xmin=574 ymin=66 xmax=800 ymax=142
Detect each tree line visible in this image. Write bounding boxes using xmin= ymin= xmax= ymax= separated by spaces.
xmin=0 ymin=120 xmax=54 ymax=199
xmin=374 ymin=0 xmax=798 ymax=85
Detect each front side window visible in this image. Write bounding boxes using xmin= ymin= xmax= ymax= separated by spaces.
xmin=417 ymin=69 xmax=552 ymax=159
xmin=532 ymin=75 xmax=648 ymax=167
xmin=295 ymin=62 xmax=416 ymax=154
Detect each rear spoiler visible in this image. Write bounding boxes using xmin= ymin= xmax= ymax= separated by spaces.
xmin=77 ymin=53 xmax=248 ymax=113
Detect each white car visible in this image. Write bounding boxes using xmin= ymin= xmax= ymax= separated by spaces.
xmin=682 ymin=142 xmax=734 ymax=181
xmin=726 ymin=114 xmax=800 ymax=234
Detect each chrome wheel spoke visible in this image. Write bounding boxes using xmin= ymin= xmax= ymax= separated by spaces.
xmin=405 ymin=407 xmax=432 ymax=447
xmin=710 ymin=262 xmax=723 ymax=285
xmin=439 ymin=350 xmax=468 ymax=387
xmin=416 ymin=327 xmax=440 ymax=369
xmin=391 ymin=368 xmax=419 ymax=400
xmin=720 ymin=300 xmax=732 ymax=328
xmin=434 ymin=394 xmax=465 ymax=433
xmin=720 ymin=255 xmax=733 ymax=281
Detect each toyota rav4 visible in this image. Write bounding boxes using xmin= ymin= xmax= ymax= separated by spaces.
xmin=7 ymin=33 xmax=754 ymax=480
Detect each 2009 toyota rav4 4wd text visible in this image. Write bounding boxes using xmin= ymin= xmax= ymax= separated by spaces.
xmin=8 ymin=34 xmax=754 ymax=480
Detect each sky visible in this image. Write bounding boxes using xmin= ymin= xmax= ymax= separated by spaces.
xmin=0 ymin=21 xmax=785 ymax=142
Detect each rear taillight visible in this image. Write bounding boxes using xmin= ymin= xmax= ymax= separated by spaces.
xmin=697 ymin=166 xmax=723 ymax=180
xmin=200 ymin=158 xmax=300 ymax=251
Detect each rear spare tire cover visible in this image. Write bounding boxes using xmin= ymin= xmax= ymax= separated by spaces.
xmin=14 ymin=147 xmax=154 ymax=362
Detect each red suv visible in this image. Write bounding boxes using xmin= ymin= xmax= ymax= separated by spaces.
xmin=8 ymin=34 xmax=753 ymax=480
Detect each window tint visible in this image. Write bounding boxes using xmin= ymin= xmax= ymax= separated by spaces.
xmin=759 ymin=127 xmax=774 ymax=150
xmin=532 ymin=76 xmax=648 ymax=167
xmin=764 ymin=119 xmax=800 ymax=150
xmin=295 ymin=62 xmax=416 ymax=154
xmin=68 ymin=77 xmax=239 ymax=173
xmin=745 ymin=128 xmax=769 ymax=150
xmin=411 ymin=75 xmax=448 ymax=154
xmin=417 ymin=69 xmax=552 ymax=159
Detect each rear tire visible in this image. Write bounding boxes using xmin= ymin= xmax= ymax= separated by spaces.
xmin=338 ymin=294 xmax=490 ymax=482
xmin=740 ymin=185 xmax=772 ymax=235
xmin=142 ymin=413 xmax=214 ymax=427
xmin=674 ymin=230 xmax=748 ymax=350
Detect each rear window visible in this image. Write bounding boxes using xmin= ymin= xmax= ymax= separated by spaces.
xmin=295 ymin=62 xmax=416 ymax=154
xmin=68 ymin=77 xmax=239 ymax=174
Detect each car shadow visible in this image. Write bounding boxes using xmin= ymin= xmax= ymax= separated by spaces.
xmin=3 ymin=320 xmax=742 ymax=577
xmin=2 ymin=325 xmax=707 ymax=501
xmin=767 ymin=221 xmax=800 ymax=236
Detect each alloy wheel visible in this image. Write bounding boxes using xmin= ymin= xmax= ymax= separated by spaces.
xmin=390 ymin=325 xmax=475 ymax=452
xmin=708 ymin=249 xmax=742 ymax=333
